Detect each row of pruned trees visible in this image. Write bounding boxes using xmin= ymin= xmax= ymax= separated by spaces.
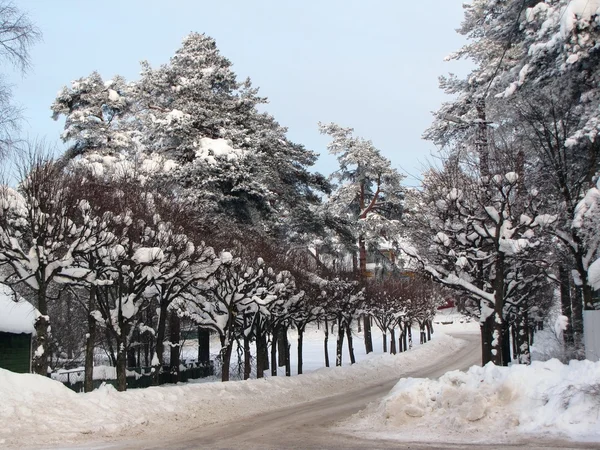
xmin=0 ymin=150 xmax=439 ymax=390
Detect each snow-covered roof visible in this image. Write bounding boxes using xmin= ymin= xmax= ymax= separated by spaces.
xmin=0 ymin=284 xmax=39 ymax=335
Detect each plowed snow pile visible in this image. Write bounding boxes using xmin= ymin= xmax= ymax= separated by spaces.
xmin=340 ymin=359 xmax=600 ymax=444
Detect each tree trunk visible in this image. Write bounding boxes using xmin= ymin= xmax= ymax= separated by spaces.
xmin=152 ymin=304 xmax=169 ymax=385
xmin=335 ymin=318 xmax=344 ymax=367
xmin=358 ymin=233 xmax=373 ymax=354
xmin=84 ymin=284 xmax=97 ymax=392
xmin=33 ymin=285 xmax=49 ymax=376
xmin=198 ymin=327 xmax=210 ymax=364
xmin=559 ymin=265 xmax=575 ymax=348
xmin=270 ymin=329 xmax=278 ymax=376
xmin=284 ymin=329 xmax=291 ymax=377
xmin=382 ymin=331 xmax=387 ymax=353
xmin=481 ymin=310 xmax=494 ymax=366
xmin=297 ymin=325 xmax=304 ymax=375
xmin=390 ymin=328 xmax=397 ymax=354
xmin=408 ymin=325 xmax=413 ymax=350
xmin=516 ymin=310 xmax=531 ymax=364
xmin=243 ymin=333 xmax=251 ymax=380
xmin=169 ymin=311 xmax=181 ymax=383
xmin=572 ymin=285 xmax=586 ymax=360
xmin=426 ymin=320 xmax=432 ymax=341
xmin=362 ymin=314 xmax=373 ymax=354
xmin=324 ymin=319 xmax=330 ymax=368
xmin=220 ymin=337 xmax=233 ymax=382
xmin=116 ymin=336 xmax=127 ymax=391
xmin=345 ymin=323 xmax=356 ymax=365
xmin=401 ymin=324 xmax=408 ymax=353
xmin=127 ymin=345 xmax=137 ymax=368
xmin=502 ymin=320 xmax=511 ymax=366
xmin=277 ymin=327 xmax=287 ymax=368
xmin=255 ymin=320 xmax=266 ymax=378
xmin=511 ymin=323 xmax=518 ymax=359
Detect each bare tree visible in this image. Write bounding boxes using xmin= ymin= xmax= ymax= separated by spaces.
xmin=0 ymin=2 xmax=41 ymax=157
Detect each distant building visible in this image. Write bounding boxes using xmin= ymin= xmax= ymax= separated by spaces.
xmin=0 ymin=284 xmax=39 ymax=373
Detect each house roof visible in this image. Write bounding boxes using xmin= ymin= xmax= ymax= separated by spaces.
xmin=0 ymin=283 xmax=39 ymax=335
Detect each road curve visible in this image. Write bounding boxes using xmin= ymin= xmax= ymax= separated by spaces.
xmin=104 ymin=333 xmax=596 ymax=450
xmin=116 ymin=333 xmax=486 ymax=450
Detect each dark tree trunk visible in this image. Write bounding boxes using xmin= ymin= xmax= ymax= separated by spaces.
xmin=491 ymin=255 xmax=505 ymax=366
xmin=516 ymin=310 xmax=531 ymax=364
xmin=408 ymin=325 xmax=413 ymax=350
xmin=335 ymin=318 xmax=344 ymax=367
xmin=426 ymin=320 xmax=432 ymax=341
xmin=284 ymin=329 xmax=291 ymax=377
xmin=270 ymin=329 xmax=278 ymax=376
xmin=511 ymin=323 xmax=518 ymax=359
xmin=197 ymin=327 xmax=210 ymax=364
xmin=401 ymin=324 xmax=408 ymax=353
xmin=502 ymin=320 xmax=511 ymax=366
xmin=153 ymin=304 xmax=169 ymax=386
xmin=324 ymin=319 xmax=330 ymax=368
xmin=220 ymin=337 xmax=233 ymax=382
xmin=169 ymin=311 xmax=181 ymax=383
xmin=243 ymin=333 xmax=251 ymax=380
xmin=390 ymin=328 xmax=397 ymax=354
xmin=116 ymin=337 xmax=127 ymax=391
xmin=559 ymin=265 xmax=575 ymax=347
xmin=362 ymin=314 xmax=373 ymax=354
xmin=127 ymin=346 xmax=137 ymax=368
xmin=297 ymin=325 xmax=305 ymax=375
xmin=573 ymin=282 xmax=586 ymax=360
xmin=481 ymin=310 xmax=494 ymax=366
xmin=255 ymin=320 xmax=267 ymax=378
xmin=84 ymin=284 xmax=97 ymax=392
xmin=345 ymin=323 xmax=356 ymax=365
xmin=33 ymin=285 xmax=49 ymax=376
xmin=277 ymin=327 xmax=287 ymax=368
xmin=382 ymin=331 xmax=388 ymax=353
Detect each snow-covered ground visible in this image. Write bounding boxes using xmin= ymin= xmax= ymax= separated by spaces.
xmin=1 ymin=311 xmax=598 ymax=448
xmin=340 ymin=358 xmax=600 ymax=445
xmin=0 ymin=323 xmax=465 ymax=448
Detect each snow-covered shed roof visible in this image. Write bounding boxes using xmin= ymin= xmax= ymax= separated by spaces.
xmin=0 ymin=283 xmax=39 ymax=335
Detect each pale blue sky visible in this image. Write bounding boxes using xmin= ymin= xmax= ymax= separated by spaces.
xmin=9 ymin=0 xmax=470 ymax=185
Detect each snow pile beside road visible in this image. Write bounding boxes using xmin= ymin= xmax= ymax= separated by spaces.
xmin=342 ymin=359 xmax=600 ymax=444
xmin=0 ymin=334 xmax=467 ymax=448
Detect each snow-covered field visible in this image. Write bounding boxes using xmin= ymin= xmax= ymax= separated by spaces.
xmin=1 ymin=312 xmax=599 ymax=448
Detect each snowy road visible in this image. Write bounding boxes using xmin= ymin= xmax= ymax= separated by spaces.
xmin=106 ymin=333 xmax=596 ymax=450
xmin=14 ymin=331 xmax=596 ymax=450
xmin=112 ymin=333 xmax=488 ymax=449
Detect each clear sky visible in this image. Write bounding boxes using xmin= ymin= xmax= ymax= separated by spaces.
xmin=9 ymin=0 xmax=470 ymax=186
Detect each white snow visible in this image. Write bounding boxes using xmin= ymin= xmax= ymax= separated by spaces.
xmin=132 ymin=247 xmax=164 ymax=264
xmin=0 ymin=283 xmax=39 ymax=335
xmin=194 ymin=137 xmax=245 ymax=165
xmin=340 ymin=359 xmax=600 ymax=444
xmin=0 ymin=315 xmax=598 ymax=448
xmin=0 ymin=327 xmax=465 ymax=448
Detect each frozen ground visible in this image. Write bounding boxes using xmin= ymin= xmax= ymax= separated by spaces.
xmin=0 ymin=323 xmax=465 ymax=449
xmin=1 ymin=311 xmax=598 ymax=449
xmin=339 ymin=358 xmax=600 ymax=445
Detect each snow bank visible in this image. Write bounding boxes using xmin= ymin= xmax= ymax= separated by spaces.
xmin=341 ymin=359 xmax=600 ymax=444
xmin=0 ymin=283 xmax=39 ymax=334
xmin=0 ymin=334 xmax=466 ymax=448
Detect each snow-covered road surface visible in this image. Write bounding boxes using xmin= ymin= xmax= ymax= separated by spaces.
xmin=104 ymin=333 xmax=483 ymax=449
xmin=9 ymin=328 xmax=598 ymax=449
